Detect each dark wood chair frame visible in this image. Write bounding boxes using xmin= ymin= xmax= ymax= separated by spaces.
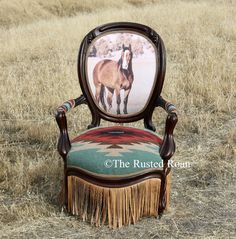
xmin=55 ymin=22 xmax=178 ymax=217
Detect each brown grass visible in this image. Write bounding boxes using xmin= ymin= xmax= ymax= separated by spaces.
xmin=0 ymin=0 xmax=236 ymax=238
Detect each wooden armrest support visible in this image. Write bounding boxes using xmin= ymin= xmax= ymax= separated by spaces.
xmin=156 ymin=96 xmax=178 ymax=160
xmin=55 ymin=94 xmax=87 ymax=159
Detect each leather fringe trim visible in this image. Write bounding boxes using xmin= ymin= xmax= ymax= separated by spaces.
xmin=67 ymin=175 xmax=171 ymax=228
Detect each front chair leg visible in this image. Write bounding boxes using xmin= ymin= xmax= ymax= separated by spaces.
xmin=158 ymin=165 xmax=169 ymax=217
xmin=58 ymin=169 xmax=68 ymax=212
xmin=63 ymin=166 xmax=68 ymax=211
xmin=158 ymin=175 xmax=167 ymax=217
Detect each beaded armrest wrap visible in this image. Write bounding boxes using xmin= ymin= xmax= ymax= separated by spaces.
xmin=56 ymin=95 xmax=87 ymax=114
xmin=57 ymin=99 xmax=76 ymax=113
xmin=156 ymin=96 xmax=177 ymax=115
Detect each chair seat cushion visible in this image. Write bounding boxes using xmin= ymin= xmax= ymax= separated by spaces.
xmin=67 ymin=126 xmax=163 ymax=176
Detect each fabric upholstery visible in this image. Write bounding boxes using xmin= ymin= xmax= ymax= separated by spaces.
xmin=165 ymin=102 xmax=177 ymax=114
xmin=66 ymin=126 xmax=163 ymax=176
xmin=57 ymin=99 xmax=76 ymax=113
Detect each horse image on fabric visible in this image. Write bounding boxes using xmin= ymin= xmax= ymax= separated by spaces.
xmin=86 ymin=32 xmax=157 ymax=116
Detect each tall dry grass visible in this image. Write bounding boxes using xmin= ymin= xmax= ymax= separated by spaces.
xmin=0 ymin=0 xmax=235 ymax=238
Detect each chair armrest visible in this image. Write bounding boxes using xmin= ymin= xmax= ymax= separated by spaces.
xmin=156 ymin=96 xmax=178 ymax=160
xmin=55 ymin=94 xmax=87 ymax=159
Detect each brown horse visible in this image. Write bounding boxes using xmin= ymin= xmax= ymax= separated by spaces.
xmin=93 ymin=44 xmax=134 ymax=114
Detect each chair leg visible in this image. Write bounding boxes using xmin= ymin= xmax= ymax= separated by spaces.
xmin=158 ymin=176 xmax=166 ymax=216
xmin=58 ymin=166 xmax=68 ymax=212
xmin=64 ymin=173 xmax=68 ymax=211
xmin=158 ymin=168 xmax=170 ymax=216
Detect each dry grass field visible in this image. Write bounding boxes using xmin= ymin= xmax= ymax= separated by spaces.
xmin=0 ymin=0 xmax=236 ymax=238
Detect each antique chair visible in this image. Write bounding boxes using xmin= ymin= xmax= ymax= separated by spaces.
xmin=55 ymin=22 xmax=178 ymax=228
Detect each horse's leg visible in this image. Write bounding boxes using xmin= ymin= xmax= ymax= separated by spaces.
xmin=95 ymin=84 xmax=107 ymax=111
xmin=115 ymin=89 xmax=121 ymax=115
xmin=107 ymin=88 xmax=114 ymax=111
xmin=123 ymin=88 xmax=131 ymax=114
xmin=100 ymin=84 xmax=107 ymax=111
xmin=95 ymin=84 xmax=101 ymax=104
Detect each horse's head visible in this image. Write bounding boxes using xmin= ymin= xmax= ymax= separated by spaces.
xmin=120 ymin=44 xmax=133 ymax=70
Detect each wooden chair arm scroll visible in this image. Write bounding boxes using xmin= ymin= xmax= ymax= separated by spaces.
xmin=55 ymin=94 xmax=87 ymax=160
xmin=156 ymin=96 xmax=178 ymax=160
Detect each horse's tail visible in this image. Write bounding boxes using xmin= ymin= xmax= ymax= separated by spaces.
xmin=100 ymin=84 xmax=106 ymax=108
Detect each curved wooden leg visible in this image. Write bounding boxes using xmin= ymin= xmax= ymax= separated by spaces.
xmin=64 ymin=165 xmax=68 ymax=212
xmin=158 ymin=165 xmax=170 ymax=217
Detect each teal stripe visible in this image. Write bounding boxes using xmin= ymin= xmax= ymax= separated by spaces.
xmin=63 ymin=102 xmax=71 ymax=111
